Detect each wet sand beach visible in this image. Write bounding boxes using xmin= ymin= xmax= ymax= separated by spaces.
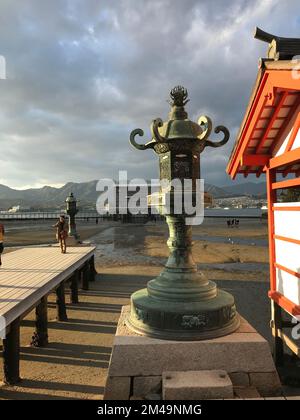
xmin=2 ymin=219 xmax=111 ymax=247
xmin=1 ymin=218 xmax=296 ymax=400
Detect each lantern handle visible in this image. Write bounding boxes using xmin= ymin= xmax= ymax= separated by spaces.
xmin=197 ymin=115 xmax=212 ymax=140
xmin=129 ymin=128 xmax=154 ymax=150
xmin=204 ymin=125 xmax=230 ymax=148
xmin=150 ymin=118 xmax=166 ymax=143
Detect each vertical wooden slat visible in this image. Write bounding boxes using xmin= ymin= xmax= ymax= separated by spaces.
xmin=271 ymin=300 xmax=284 ymax=366
xmin=56 ymin=282 xmax=68 ymax=321
xmin=3 ymin=318 xmax=21 ymax=385
xmin=70 ymin=271 xmax=79 ymax=304
xmin=266 ymin=168 xmax=277 ymax=292
xmin=81 ymin=262 xmax=90 ymax=291
xmin=89 ymin=255 xmax=97 ymax=282
xmin=31 ymin=296 xmax=48 ymax=347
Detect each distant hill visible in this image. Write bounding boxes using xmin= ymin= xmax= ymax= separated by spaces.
xmin=205 ymin=183 xmax=231 ymax=198
xmin=0 ymin=180 xmax=266 ymax=210
xmin=221 ymin=182 xmax=266 ymax=197
xmin=0 ymin=181 xmax=99 ymax=210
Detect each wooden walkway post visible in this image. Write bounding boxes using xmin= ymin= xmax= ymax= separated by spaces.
xmin=3 ymin=318 xmax=21 ymax=385
xmin=81 ymin=262 xmax=90 ymax=291
xmin=70 ymin=270 xmax=79 ymax=304
xmin=31 ymin=296 xmax=48 ymax=347
xmin=56 ymin=282 xmax=68 ymax=321
xmin=89 ymin=255 xmax=96 ymax=282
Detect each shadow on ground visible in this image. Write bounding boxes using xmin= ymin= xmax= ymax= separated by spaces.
xmin=0 ymin=270 xmax=272 ymax=400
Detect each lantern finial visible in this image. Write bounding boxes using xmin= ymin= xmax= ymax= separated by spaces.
xmin=168 ymin=85 xmax=189 ymax=107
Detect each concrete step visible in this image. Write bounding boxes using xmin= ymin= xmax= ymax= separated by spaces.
xmin=162 ymin=370 xmax=233 ymax=400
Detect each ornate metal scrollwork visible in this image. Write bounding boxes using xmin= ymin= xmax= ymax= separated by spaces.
xmin=197 ymin=115 xmax=230 ymax=148
xmin=129 ymin=118 xmax=166 ymax=151
xmin=204 ymin=125 xmax=230 ymax=148
xmin=135 ymin=307 xmax=148 ymax=323
xmin=150 ymin=118 xmax=166 ymax=143
xmin=181 ymin=314 xmax=207 ymax=328
xmin=198 ymin=115 xmax=212 ymax=140
xmin=129 ymin=128 xmax=154 ymax=151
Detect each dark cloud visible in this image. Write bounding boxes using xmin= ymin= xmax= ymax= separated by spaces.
xmin=0 ymin=0 xmax=298 ymax=188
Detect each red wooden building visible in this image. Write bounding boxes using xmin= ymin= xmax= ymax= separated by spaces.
xmin=227 ymin=28 xmax=300 ymax=364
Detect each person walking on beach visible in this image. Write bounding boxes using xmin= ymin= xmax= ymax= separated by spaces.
xmin=53 ymin=215 xmax=68 ymax=254
xmin=0 ymin=223 xmax=5 ymax=266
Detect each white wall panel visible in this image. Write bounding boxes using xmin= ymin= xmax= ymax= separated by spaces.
xmin=276 ymin=267 xmax=300 ymax=305
xmin=275 ymin=239 xmax=300 ymax=274
xmin=274 ymin=204 xmax=300 ymax=240
xmin=274 ymin=202 xmax=300 ymax=305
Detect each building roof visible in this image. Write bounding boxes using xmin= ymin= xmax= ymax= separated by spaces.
xmin=227 ymin=59 xmax=300 ymax=179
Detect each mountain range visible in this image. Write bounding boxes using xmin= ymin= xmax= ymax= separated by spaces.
xmin=207 ymin=182 xmax=266 ymax=198
xmin=0 ymin=180 xmax=266 ymax=210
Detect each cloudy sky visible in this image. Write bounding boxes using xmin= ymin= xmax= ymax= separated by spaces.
xmin=0 ymin=0 xmax=299 ymax=189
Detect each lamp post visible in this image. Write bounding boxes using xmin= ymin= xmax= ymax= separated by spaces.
xmin=126 ymin=86 xmax=240 ymax=340
xmin=65 ymin=192 xmax=79 ymax=240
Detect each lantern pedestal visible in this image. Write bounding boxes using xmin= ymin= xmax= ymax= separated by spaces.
xmin=126 ymin=214 xmax=239 ymax=340
xmin=66 ymin=236 xmax=81 ymax=246
xmin=104 ymin=306 xmax=282 ymax=400
xmin=126 ymin=288 xmax=239 ymax=340
xmin=68 ymin=224 xmax=79 ymax=239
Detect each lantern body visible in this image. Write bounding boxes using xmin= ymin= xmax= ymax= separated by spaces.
xmin=65 ymin=193 xmax=79 ymax=239
xmin=126 ymin=86 xmax=239 ymax=340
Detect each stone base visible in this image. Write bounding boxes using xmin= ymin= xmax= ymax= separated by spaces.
xmin=65 ymin=236 xmax=81 ymax=246
xmin=104 ymin=306 xmax=282 ymax=400
xmin=66 ymin=236 xmax=82 ymax=246
xmin=163 ymin=370 xmax=233 ymax=400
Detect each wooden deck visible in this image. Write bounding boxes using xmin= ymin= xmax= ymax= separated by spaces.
xmin=0 ymin=245 xmax=96 ymax=384
xmin=0 ymin=246 xmax=95 ymax=327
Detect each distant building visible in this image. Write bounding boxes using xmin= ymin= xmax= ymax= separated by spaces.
xmin=8 ymin=205 xmax=31 ymax=213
